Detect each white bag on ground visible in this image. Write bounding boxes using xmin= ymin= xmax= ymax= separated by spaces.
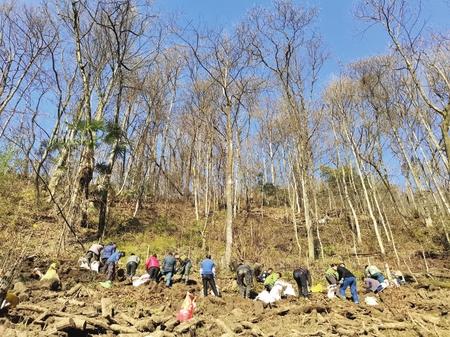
xmin=255 ymin=290 xmax=273 ymax=304
xmin=281 ymin=281 xmax=296 ymax=297
xmin=79 ymin=258 xmax=90 ymax=270
xmin=327 ymin=284 xmax=337 ymax=299
xmin=132 ymin=273 xmax=150 ymax=287
xmin=365 ymin=296 xmax=378 ymax=306
xmin=256 ymin=280 xmax=297 ymax=304
xmin=90 ymin=261 xmax=100 ymax=273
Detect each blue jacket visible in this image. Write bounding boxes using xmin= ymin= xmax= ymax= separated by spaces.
xmin=200 ymin=258 xmax=215 ymax=276
xmin=102 ymin=244 xmax=116 ymax=259
xmin=106 ymin=252 xmax=123 ymax=264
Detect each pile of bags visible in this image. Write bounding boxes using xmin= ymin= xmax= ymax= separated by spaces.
xmin=255 ymin=279 xmax=296 ymax=304
xmin=78 ymin=258 xmax=100 ymax=273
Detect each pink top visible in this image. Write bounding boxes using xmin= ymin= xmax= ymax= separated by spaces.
xmin=146 ymin=256 xmax=160 ymax=269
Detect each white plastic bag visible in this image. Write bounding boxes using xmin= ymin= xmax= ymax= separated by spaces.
xmin=79 ymin=258 xmax=90 ymax=270
xmin=132 ymin=274 xmax=150 ymax=287
xmin=283 ymin=282 xmax=297 ymax=297
xmin=327 ymin=284 xmax=337 ymax=299
xmin=255 ymin=290 xmax=273 ymax=304
xmin=90 ymin=261 xmax=100 ymax=273
xmin=365 ymin=296 xmax=378 ymax=306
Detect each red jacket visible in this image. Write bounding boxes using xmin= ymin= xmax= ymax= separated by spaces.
xmin=145 ymin=256 xmax=160 ymax=270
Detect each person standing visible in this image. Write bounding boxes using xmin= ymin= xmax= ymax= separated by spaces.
xmin=336 ymin=264 xmax=359 ymax=304
xmin=105 ymin=251 xmax=125 ymax=281
xmin=236 ymin=264 xmax=253 ymax=298
xmin=200 ymin=255 xmax=220 ymax=297
xmin=126 ymin=253 xmax=140 ymax=277
xmin=293 ymin=267 xmax=312 ymax=298
xmin=162 ymin=252 xmax=176 ymax=288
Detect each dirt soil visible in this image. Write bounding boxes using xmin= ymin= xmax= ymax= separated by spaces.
xmin=1 ymin=257 xmax=450 ymax=337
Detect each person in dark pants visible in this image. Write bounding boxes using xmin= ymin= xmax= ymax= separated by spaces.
xmin=177 ymin=255 xmax=192 ymax=284
xmin=85 ymin=243 xmax=103 ymax=264
xmin=126 ymin=253 xmax=140 ymax=277
xmin=293 ymin=267 xmax=312 ymax=298
xmin=105 ymin=251 xmax=125 ymax=281
xmin=336 ymin=263 xmax=359 ymax=304
xmin=145 ymin=254 xmax=160 ymax=281
xmin=101 ymin=243 xmax=116 ymax=272
xmin=236 ymin=264 xmax=253 ymax=298
xmin=200 ymin=255 xmax=220 ymax=297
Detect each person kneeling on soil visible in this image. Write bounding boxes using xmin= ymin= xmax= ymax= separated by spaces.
xmin=85 ymin=243 xmax=103 ymax=265
xmin=126 ymin=253 xmax=140 ymax=278
xmin=162 ymin=252 xmax=177 ymax=288
xmin=264 ymin=271 xmax=280 ymax=291
xmin=293 ymin=267 xmax=312 ymax=298
xmin=363 ymin=277 xmax=385 ymax=294
xmin=364 ymin=265 xmax=385 ymax=283
xmin=256 ymin=268 xmax=272 ymax=283
xmin=146 ymin=254 xmax=160 ymax=281
xmin=177 ymin=255 xmax=192 ymax=284
xmin=236 ymin=263 xmax=253 ymax=298
xmin=336 ymin=264 xmax=359 ymax=304
xmin=105 ymin=251 xmax=125 ymax=281
xmin=200 ymin=255 xmax=220 ymax=297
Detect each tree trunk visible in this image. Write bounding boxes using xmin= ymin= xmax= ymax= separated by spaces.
xmin=345 ymin=128 xmax=386 ymax=256
xmin=224 ymin=104 xmax=234 ymax=269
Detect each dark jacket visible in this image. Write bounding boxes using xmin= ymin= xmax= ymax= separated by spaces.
xmin=293 ymin=267 xmax=312 ymax=285
xmin=337 ymin=266 xmax=355 ymax=281
xmin=162 ymin=255 xmax=176 ymax=272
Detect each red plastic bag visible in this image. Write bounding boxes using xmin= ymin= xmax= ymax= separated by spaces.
xmin=176 ymin=291 xmax=196 ymax=322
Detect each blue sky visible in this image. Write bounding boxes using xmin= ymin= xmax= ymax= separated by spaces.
xmin=156 ymin=0 xmax=450 ymax=86
xmin=154 ymin=0 xmax=449 ymax=186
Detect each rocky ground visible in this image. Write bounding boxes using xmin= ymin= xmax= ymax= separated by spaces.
xmin=1 ymin=256 xmax=450 ymax=337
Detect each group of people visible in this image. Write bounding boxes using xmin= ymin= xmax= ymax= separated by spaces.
xmin=82 ymin=243 xmax=192 ymax=287
xmin=236 ymin=262 xmax=406 ymax=305
xmin=82 ymin=244 xmax=223 ymax=297
xmin=81 ymin=243 xmax=406 ymax=304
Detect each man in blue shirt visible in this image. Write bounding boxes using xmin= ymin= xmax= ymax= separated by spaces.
xmin=200 ymin=255 xmax=219 ymax=297
xmin=106 ymin=251 xmax=125 ymax=281
xmin=101 ymin=243 xmax=116 ymax=272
